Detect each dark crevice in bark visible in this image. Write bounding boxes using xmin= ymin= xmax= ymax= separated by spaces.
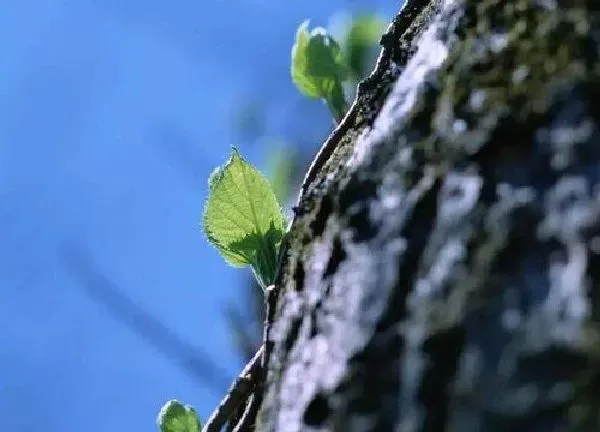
xmin=340 ymin=329 xmax=403 ymax=431
xmin=418 ymin=326 xmax=466 ymax=432
xmin=293 ymin=260 xmax=305 ymax=293
xmin=282 ymin=317 xmax=302 ymax=355
xmin=338 ymin=177 xmax=379 ymax=242
xmin=303 ymin=393 xmax=331 ymax=426
xmin=323 ymin=236 xmax=346 ymax=279
xmin=309 ymin=194 xmax=334 ymax=238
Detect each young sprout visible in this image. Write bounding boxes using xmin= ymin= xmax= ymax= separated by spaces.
xmin=157 ymin=400 xmax=202 ymax=432
xmin=291 ymin=20 xmax=350 ymax=122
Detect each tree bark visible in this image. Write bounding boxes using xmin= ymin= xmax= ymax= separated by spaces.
xmin=258 ymin=0 xmax=600 ymax=430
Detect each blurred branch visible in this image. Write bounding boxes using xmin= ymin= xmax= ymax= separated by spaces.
xmin=203 ymin=345 xmax=263 ymax=432
xmin=60 ymin=241 xmax=231 ymax=393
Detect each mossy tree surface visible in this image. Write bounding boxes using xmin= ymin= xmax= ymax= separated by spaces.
xmin=255 ymin=0 xmax=600 ymax=431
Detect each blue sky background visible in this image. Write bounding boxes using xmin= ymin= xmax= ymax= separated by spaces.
xmin=0 ymin=1 xmax=395 ymax=430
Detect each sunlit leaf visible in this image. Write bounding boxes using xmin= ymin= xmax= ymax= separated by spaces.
xmin=202 ymin=149 xmax=287 ymax=288
xmin=157 ymin=400 xmax=201 ymax=432
xmin=291 ymin=20 xmax=349 ymax=120
xmin=291 ymin=21 xmax=322 ymax=99
xmin=305 ymin=29 xmax=348 ymax=81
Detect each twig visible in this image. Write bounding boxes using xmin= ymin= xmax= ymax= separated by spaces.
xmin=225 ymin=401 xmax=246 ymax=432
xmin=261 ymin=285 xmax=279 ymax=369
xmin=202 ymin=345 xmax=264 ymax=432
xmin=202 ymin=282 xmax=282 ymax=431
xmin=232 ymin=393 xmax=259 ymax=432
xmin=230 ymin=283 xmax=280 ymax=430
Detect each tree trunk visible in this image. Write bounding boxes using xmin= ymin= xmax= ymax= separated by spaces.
xmin=258 ymin=0 xmax=600 ymax=430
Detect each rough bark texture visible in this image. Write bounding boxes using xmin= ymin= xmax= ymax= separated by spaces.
xmin=259 ymin=0 xmax=600 ymax=430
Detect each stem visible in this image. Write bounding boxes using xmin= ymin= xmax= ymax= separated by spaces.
xmin=202 ymin=346 xmax=264 ymax=432
xmin=324 ymin=81 xmax=349 ymax=124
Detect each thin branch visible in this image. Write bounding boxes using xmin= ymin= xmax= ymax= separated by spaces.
xmin=225 ymin=402 xmax=246 ymax=432
xmin=232 ymin=393 xmax=260 ymax=432
xmin=203 ymin=345 xmax=264 ymax=432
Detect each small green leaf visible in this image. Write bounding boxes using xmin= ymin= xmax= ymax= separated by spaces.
xmin=291 ymin=21 xmax=322 ymax=99
xmin=157 ymin=400 xmax=201 ymax=432
xmin=306 ymin=30 xmax=348 ymax=82
xmin=202 ymin=149 xmax=287 ymax=288
xmin=343 ymin=14 xmax=385 ymax=80
xmin=291 ymin=20 xmax=349 ymax=121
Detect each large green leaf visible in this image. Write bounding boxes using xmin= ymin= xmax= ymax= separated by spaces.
xmin=157 ymin=400 xmax=201 ymax=432
xmin=202 ymin=149 xmax=287 ymax=288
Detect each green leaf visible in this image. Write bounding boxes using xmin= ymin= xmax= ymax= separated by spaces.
xmin=343 ymin=14 xmax=385 ymax=80
xmin=305 ymin=30 xmax=348 ymax=82
xmin=291 ymin=20 xmax=349 ymax=121
xmin=291 ymin=21 xmax=322 ymax=99
xmin=202 ymin=149 xmax=287 ymax=288
xmin=157 ymin=400 xmax=201 ymax=432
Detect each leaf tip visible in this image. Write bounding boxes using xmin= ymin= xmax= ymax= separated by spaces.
xmin=230 ymin=146 xmax=246 ymax=165
xmin=298 ymin=19 xmax=310 ymax=34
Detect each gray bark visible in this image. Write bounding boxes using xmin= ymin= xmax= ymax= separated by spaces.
xmin=258 ymin=0 xmax=600 ymax=430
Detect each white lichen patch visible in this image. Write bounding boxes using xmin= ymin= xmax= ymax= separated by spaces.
xmin=349 ymin=0 xmax=458 ymax=168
